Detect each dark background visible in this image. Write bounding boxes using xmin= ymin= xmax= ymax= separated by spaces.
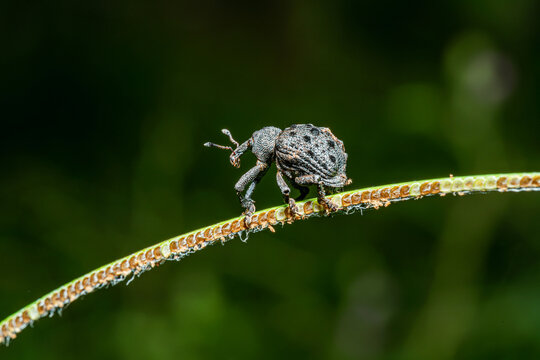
xmin=1 ymin=1 xmax=539 ymax=359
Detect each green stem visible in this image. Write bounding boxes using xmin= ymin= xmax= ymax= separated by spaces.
xmin=1 ymin=172 xmax=538 ymax=346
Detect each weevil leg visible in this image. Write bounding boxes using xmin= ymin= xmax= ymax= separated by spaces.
xmin=295 ymin=174 xmax=320 ymax=185
xmin=229 ymin=138 xmax=253 ymax=168
xmin=291 ymin=182 xmax=310 ymax=201
xmin=235 ymin=160 xmax=268 ymax=224
xmin=296 ymin=175 xmax=335 ymax=212
xmin=244 ymin=181 xmax=257 ymax=203
xmin=296 ymin=175 xmax=336 ymax=213
xmin=316 ymin=183 xmax=338 ymax=213
xmin=276 ymin=171 xmax=300 ymax=218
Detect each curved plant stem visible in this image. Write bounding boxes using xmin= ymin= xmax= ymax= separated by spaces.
xmin=1 ymin=172 xmax=539 ymax=345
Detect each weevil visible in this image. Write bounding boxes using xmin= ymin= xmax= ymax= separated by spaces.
xmin=205 ymin=124 xmax=352 ymax=223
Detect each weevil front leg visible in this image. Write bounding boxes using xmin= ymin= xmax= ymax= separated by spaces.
xmin=205 ymin=129 xmax=253 ymax=168
xmin=235 ymin=160 xmax=269 ymax=225
xmin=229 ymin=137 xmax=253 ymax=168
xmin=276 ymin=171 xmax=301 ymax=218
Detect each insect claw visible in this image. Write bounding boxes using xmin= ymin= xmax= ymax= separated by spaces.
xmin=286 ymin=199 xmax=304 ymax=220
xmin=318 ymin=198 xmax=338 ymax=214
xmin=230 ymin=156 xmax=241 ymax=168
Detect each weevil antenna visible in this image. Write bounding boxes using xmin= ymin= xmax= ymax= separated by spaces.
xmin=204 ymin=142 xmax=234 ymax=152
xmin=221 ymin=129 xmax=239 ymax=148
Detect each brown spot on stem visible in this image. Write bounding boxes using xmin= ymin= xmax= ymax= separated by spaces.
xmin=342 ymin=194 xmax=352 ymax=207
xmin=400 ymin=185 xmax=410 ymax=197
xmin=129 ymin=256 xmax=137 ymax=268
xmin=97 ymin=271 xmax=105 ymax=283
xmin=231 ymin=220 xmax=246 ymax=233
xmin=74 ymin=281 xmax=83 ymax=293
xmin=258 ymin=212 xmax=268 ymax=226
xmin=380 ymin=188 xmax=390 ymax=200
xmin=520 ymin=176 xmax=532 ymax=187
xmin=195 ymin=231 xmax=205 ymax=244
xmin=179 ymin=237 xmax=188 ymax=248
xmin=249 ymin=214 xmax=259 ymax=228
xmin=121 ymin=260 xmax=129 ymax=272
xmin=68 ymin=285 xmax=78 ymax=300
xmin=91 ymin=273 xmax=99 ymax=287
xmin=112 ymin=263 xmax=121 ymax=276
xmin=153 ymin=247 xmax=162 ymax=260
xmin=137 ymin=253 xmax=146 ymax=266
xmin=231 ymin=220 xmax=241 ymax=233
xmin=82 ymin=277 xmax=90 ymax=291
xmin=52 ymin=293 xmax=60 ymax=307
xmin=509 ymin=176 xmax=519 ymax=187
xmin=169 ymin=240 xmax=179 ymax=253
xmin=237 ymin=219 xmax=247 ymax=231
xmin=59 ymin=289 xmax=67 ymax=302
xmin=105 ymin=267 xmax=113 ymax=281
xmin=15 ymin=316 xmax=22 ymax=328
xmin=22 ymin=311 xmax=30 ymax=323
xmin=361 ymin=191 xmax=371 ymax=202
xmin=303 ymin=202 xmax=313 ymax=215
xmin=213 ymin=226 xmax=222 ymax=238
xmin=221 ymin=223 xmax=231 ymax=235
xmin=420 ymin=182 xmax=431 ymax=195
xmin=44 ymin=298 xmax=52 ymax=311
xmin=431 ymin=181 xmax=441 ymax=194
xmin=267 ymin=210 xmax=277 ymax=224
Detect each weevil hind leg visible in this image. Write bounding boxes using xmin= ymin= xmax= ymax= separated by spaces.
xmin=316 ymin=183 xmax=338 ymax=213
xmin=291 ymin=182 xmax=310 ymax=201
xmin=295 ymin=175 xmax=335 ymax=212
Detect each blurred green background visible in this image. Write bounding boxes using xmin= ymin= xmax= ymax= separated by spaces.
xmin=1 ymin=0 xmax=539 ymax=359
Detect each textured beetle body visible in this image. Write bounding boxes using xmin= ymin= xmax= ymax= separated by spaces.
xmin=275 ymin=124 xmax=349 ymax=188
xmin=205 ymin=124 xmax=351 ymax=223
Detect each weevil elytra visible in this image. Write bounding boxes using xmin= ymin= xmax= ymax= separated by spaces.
xmin=205 ymin=124 xmax=352 ymax=223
